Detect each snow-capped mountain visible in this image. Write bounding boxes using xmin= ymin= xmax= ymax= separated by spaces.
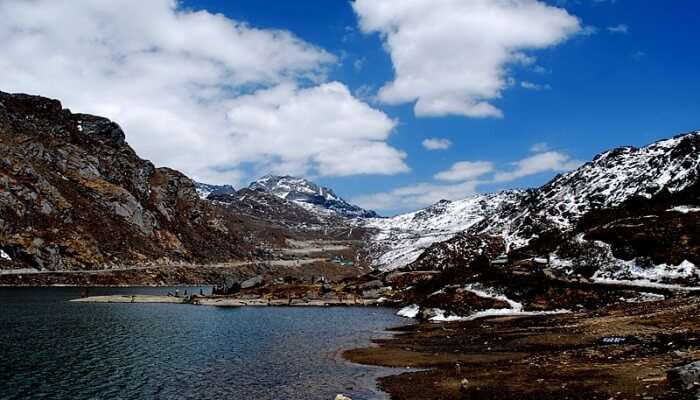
xmin=472 ymin=131 xmax=700 ymax=247
xmin=367 ymin=132 xmax=700 ymax=272
xmin=248 ymin=175 xmax=379 ymax=218
xmin=363 ymin=192 xmax=524 ymax=271
xmin=194 ymin=182 xmax=236 ymax=199
xmin=207 ymin=188 xmax=341 ymax=229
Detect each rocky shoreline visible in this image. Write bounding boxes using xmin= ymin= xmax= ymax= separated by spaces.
xmin=71 ymin=294 xmax=381 ymax=307
xmin=345 ymin=296 xmax=700 ymax=400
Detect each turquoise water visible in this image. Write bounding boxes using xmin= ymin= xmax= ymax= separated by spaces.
xmin=0 ymin=287 xmax=405 ymax=400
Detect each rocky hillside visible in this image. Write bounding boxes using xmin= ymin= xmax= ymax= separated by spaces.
xmin=207 ymin=188 xmax=345 ymax=230
xmin=363 ymin=192 xmax=525 ymax=271
xmin=0 ymin=91 xmax=282 ymax=272
xmin=249 ymin=175 xmax=379 ymax=219
xmin=368 ymin=132 xmax=700 ymax=271
xmin=371 ymin=132 xmax=700 ymax=320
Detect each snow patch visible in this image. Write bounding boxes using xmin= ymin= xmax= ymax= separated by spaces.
xmin=623 ymin=292 xmax=666 ymax=303
xmin=397 ymin=304 xmax=420 ymax=318
xmin=668 ymin=205 xmax=700 ymax=214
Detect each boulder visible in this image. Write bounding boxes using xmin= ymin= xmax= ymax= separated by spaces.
xmin=241 ymin=275 xmax=264 ymax=289
xmin=358 ymin=279 xmax=383 ymax=291
xmin=668 ymin=361 xmax=700 ymax=391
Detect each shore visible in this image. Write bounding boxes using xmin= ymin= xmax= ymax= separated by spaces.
xmin=71 ymin=294 xmax=380 ymax=307
xmin=344 ymin=296 xmax=700 ymax=400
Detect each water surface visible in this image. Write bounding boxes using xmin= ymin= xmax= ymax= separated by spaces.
xmin=0 ymin=287 xmax=405 ymax=400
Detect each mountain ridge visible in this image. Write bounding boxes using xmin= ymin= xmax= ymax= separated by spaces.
xmin=248 ymin=174 xmax=380 ymax=219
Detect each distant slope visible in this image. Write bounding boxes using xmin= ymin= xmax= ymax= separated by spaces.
xmin=363 ymin=193 xmax=524 ymax=271
xmin=194 ymin=182 xmax=236 ymax=199
xmin=249 ymin=175 xmax=379 ymax=219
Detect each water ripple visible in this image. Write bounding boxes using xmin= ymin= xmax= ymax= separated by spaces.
xmin=0 ymin=288 xmax=405 ymax=400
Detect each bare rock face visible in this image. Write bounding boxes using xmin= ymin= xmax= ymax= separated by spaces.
xmin=0 ymin=91 xmax=270 ymax=271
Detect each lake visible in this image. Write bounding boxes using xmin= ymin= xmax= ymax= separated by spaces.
xmin=0 ymin=287 xmax=406 ymax=400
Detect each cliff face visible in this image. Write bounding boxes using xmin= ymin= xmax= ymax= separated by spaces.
xmin=0 ymin=91 xmax=276 ymax=271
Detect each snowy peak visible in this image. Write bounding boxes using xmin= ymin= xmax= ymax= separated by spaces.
xmin=248 ymin=175 xmax=378 ymax=218
xmin=194 ymin=182 xmax=236 ymax=199
xmin=539 ymin=131 xmax=700 ymax=222
xmin=482 ymin=131 xmax=700 ymax=241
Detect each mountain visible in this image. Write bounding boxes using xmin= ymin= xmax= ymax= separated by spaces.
xmin=370 ymin=132 xmax=700 ymax=320
xmin=367 ymin=132 xmax=700 ymax=273
xmin=194 ymin=182 xmax=236 ymax=199
xmin=207 ymin=188 xmax=339 ymax=229
xmin=0 ymin=90 xmax=282 ymax=272
xmin=362 ymin=192 xmax=524 ymax=271
xmin=248 ymin=175 xmax=379 ymax=218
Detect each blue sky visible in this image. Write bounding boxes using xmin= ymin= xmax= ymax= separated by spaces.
xmin=186 ymin=0 xmax=700 ymax=213
xmin=1 ymin=0 xmax=698 ymax=215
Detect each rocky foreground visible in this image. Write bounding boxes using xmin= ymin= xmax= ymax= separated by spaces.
xmin=346 ymin=296 xmax=700 ymax=400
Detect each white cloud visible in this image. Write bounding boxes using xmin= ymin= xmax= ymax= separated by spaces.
xmin=353 ymin=57 xmax=366 ymax=71
xmin=521 ymin=81 xmax=552 ymax=91
xmin=352 ymin=0 xmax=582 ymax=118
xmin=0 ymin=0 xmax=408 ymax=183
xmin=530 ymin=142 xmax=550 ymax=153
xmin=353 ymin=180 xmax=479 ymax=212
xmin=607 ymin=24 xmax=629 ymax=33
xmin=422 ymin=138 xmax=452 ymax=151
xmin=493 ymin=151 xmax=582 ymax=182
xmin=226 ymin=82 xmax=408 ymax=177
xmin=355 ymin=149 xmax=581 ymax=212
xmin=434 ymin=161 xmax=493 ymax=182
xmin=580 ymin=25 xmax=599 ymax=36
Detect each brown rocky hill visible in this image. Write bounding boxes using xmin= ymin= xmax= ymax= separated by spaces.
xmin=0 ymin=91 xmax=285 ymax=271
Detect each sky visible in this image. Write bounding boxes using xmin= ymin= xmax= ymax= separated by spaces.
xmin=0 ymin=0 xmax=698 ymax=215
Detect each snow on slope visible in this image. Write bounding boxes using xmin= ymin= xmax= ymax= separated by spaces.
xmin=533 ymin=132 xmax=700 ymax=228
xmin=194 ymin=182 xmax=235 ymax=199
xmin=366 ymin=132 xmax=700 ymax=272
xmin=472 ymin=131 xmax=700 ymax=249
xmin=249 ymin=175 xmax=378 ymax=218
xmin=363 ymin=192 xmax=524 ymax=271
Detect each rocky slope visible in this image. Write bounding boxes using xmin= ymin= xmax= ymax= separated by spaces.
xmin=363 ymin=192 xmax=524 ymax=271
xmin=249 ymin=175 xmax=379 ymax=219
xmin=207 ymin=188 xmax=346 ymax=230
xmin=0 ymin=91 xmax=283 ymax=272
xmin=368 ymin=132 xmax=700 ymax=320
xmin=368 ymin=132 xmax=700 ymax=271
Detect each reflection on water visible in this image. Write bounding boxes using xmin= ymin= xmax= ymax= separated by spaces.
xmin=0 ymin=287 xmax=405 ymax=400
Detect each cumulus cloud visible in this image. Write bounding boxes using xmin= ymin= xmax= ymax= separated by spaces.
xmin=607 ymin=24 xmax=629 ymax=33
xmin=226 ymin=82 xmax=407 ymax=177
xmin=493 ymin=151 xmax=582 ymax=182
xmin=434 ymin=161 xmax=493 ymax=182
xmin=352 ymin=0 xmax=582 ymax=118
xmin=0 ymin=0 xmax=407 ymax=184
xmin=422 ymin=138 xmax=452 ymax=151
